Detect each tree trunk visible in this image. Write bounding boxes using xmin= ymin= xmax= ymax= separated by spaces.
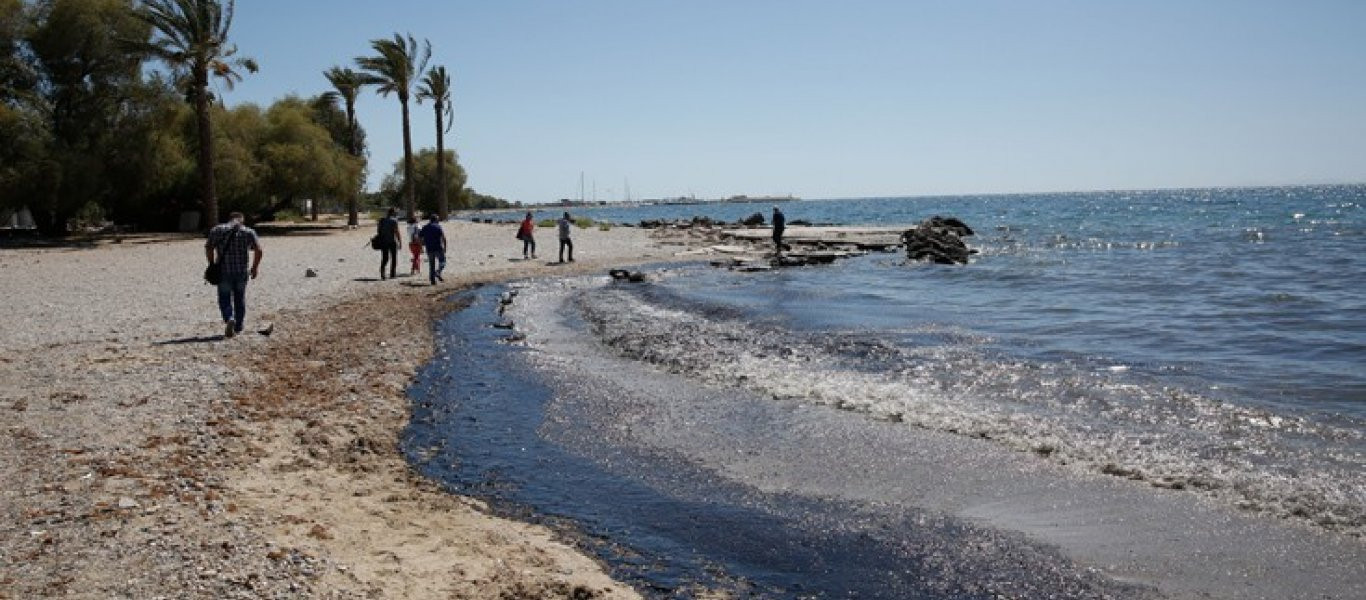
xmin=400 ymin=97 xmax=415 ymax=218
xmin=346 ymin=101 xmax=359 ymax=227
xmin=194 ymin=67 xmax=217 ymax=230
xmin=435 ymin=107 xmax=447 ymax=221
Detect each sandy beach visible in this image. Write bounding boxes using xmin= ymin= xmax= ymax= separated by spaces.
xmin=0 ymin=221 xmax=695 ymax=599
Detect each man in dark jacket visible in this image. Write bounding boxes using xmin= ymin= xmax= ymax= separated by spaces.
xmin=376 ymin=208 xmax=402 ymax=279
xmin=771 ymin=206 xmax=787 ymax=255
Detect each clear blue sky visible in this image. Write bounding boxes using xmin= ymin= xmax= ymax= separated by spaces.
xmin=224 ymin=0 xmax=1366 ymax=203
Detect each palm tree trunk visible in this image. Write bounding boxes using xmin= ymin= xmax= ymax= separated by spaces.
xmin=346 ymin=102 xmax=359 ymax=227
xmin=400 ymin=97 xmax=415 ymax=217
xmin=194 ymin=68 xmax=217 ymax=230
xmin=435 ymin=107 xmax=447 ymax=220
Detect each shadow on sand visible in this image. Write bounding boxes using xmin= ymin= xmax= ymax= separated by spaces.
xmin=154 ymin=335 xmax=226 ymax=346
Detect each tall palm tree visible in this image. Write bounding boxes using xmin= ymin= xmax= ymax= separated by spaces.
xmin=356 ymin=33 xmax=429 ymax=218
xmin=322 ymin=66 xmax=364 ymax=226
xmin=417 ymin=65 xmax=453 ymax=220
xmin=137 ymin=0 xmax=257 ymax=229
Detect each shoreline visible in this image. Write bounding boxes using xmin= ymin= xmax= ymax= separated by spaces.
xmin=0 ymin=222 xmax=694 ymax=598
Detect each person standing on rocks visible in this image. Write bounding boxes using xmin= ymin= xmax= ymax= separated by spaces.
xmin=205 ymin=212 xmax=263 ymax=339
xmin=771 ymin=205 xmax=787 ymax=255
xmin=420 ymin=214 xmax=447 ymax=284
xmin=376 ymin=208 xmax=401 ymax=280
xmin=557 ymin=211 xmax=574 ymax=263
xmin=406 ymin=215 xmax=423 ymax=275
xmin=517 ymin=211 xmax=537 ymax=259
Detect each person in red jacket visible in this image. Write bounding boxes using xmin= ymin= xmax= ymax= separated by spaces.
xmin=516 ymin=211 xmax=537 ymax=259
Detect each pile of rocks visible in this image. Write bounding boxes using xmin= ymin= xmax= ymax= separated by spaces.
xmin=901 ymin=216 xmax=976 ymax=264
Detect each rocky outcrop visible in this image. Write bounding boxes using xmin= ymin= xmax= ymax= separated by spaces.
xmin=901 ymin=216 xmax=976 ymax=264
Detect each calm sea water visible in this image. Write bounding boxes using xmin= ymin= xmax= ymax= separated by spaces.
xmin=418 ymin=186 xmax=1365 ymax=596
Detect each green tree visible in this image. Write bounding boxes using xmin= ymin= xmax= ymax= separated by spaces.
xmin=101 ymin=76 xmax=196 ymax=227
xmin=136 ymin=0 xmax=257 ymax=229
xmin=378 ymin=148 xmax=465 ymax=215
xmin=256 ymin=96 xmax=360 ymax=220
xmin=355 ymin=33 xmax=429 ymax=217
xmin=21 ymin=0 xmax=152 ymax=235
xmin=0 ymin=0 xmax=42 ymax=219
xmin=416 ymin=65 xmax=453 ymax=220
xmin=209 ymin=102 xmax=266 ymax=216
xmin=321 ymin=66 xmax=365 ymax=225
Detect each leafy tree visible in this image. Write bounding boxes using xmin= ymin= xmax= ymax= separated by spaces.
xmin=256 ymin=96 xmax=361 ymax=220
xmin=378 ymin=148 xmax=465 ymax=215
xmin=20 ymin=0 xmax=152 ymax=234
xmin=209 ymin=102 xmax=265 ymax=216
xmin=460 ymin=188 xmax=514 ymax=210
xmin=136 ymin=0 xmax=257 ymax=229
xmin=355 ymin=33 xmax=428 ymax=217
xmin=0 ymin=0 xmax=37 ymax=106
xmin=100 ymin=76 xmax=195 ymax=227
xmin=416 ymin=65 xmax=453 ymax=220
xmin=321 ymin=66 xmax=366 ymax=225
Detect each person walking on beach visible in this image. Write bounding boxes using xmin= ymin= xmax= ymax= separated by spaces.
xmin=205 ymin=212 xmax=263 ymax=339
xmin=517 ymin=211 xmax=537 ymax=259
xmin=771 ymin=205 xmax=787 ymax=255
xmin=406 ymin=215 xmax=423 ymax=275
xmin=557 ymin=211 xmax=574 ymax=263
xmin=419 ymin=214 xmax=447 ymax=285
xmin=376 ymin=208 xmax=401 ymax=279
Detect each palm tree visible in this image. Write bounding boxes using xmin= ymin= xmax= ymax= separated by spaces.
xmin=322 ymin=66 xmax=364 ymax=226
xmin=136 ymin=0 xmax=257 ymax=229
xmin=356 ymin=33 xmax=429 ymax=218
xmin=417 ymin=65 xmax=453 ymax=220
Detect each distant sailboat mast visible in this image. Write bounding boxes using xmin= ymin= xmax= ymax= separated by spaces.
xmin=579 ymin=171 xmax=585 ymax=204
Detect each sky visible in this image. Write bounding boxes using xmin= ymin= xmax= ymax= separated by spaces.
xmin=223 ymin=0 xmax=1366 ymax=203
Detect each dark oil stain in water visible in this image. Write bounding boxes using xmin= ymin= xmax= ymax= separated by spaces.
xmin=401 ymin=286 xmax=1154 ymax=599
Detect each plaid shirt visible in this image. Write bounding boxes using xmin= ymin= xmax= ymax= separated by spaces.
xmin=205 ymin=223 xmax=261 ymax=275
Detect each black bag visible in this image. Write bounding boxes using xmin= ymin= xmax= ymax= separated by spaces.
xmin=205 ymin=226 xmax=239 ymax=284
xmin=370 ymin=234 xmax=382 ymax=250
xmin=203 ymin=262 xmax=222 ymax=285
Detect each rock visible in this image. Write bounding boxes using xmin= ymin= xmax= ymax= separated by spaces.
xmin=304 ymin=268 xmax=318 ymax=277
xmin=740 ymin=212 xmax=766 ymax=227
xmin=609 ymin=269 xmax=647 ymax=282
xmin=118 ymin=497 xmax=140 ymax=509
xmin=492 ymin=320 xmax=515 ymax=329
xmin=901 ymin=216 xmax=976 ymax=264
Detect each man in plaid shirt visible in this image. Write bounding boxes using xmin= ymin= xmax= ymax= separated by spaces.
xmin=205 ymin=212 xmax=264 ymax=338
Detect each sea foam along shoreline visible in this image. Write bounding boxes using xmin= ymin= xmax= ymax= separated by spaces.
xmin=0 ymin=221 xmax=692 ymax=599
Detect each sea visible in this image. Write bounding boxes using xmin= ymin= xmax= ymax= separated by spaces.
xmin=406 ymin=186 xmax=1365 ymax=599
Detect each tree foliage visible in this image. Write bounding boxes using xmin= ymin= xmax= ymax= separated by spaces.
xmin=136 ymin=0 xmax=256 ymax=229
xmin=0 ymin=2 xmax=503 ymax=234
xmin=379 ymin=148 xmax=465 ymax=215
xmin=356 ymin=33 xmax=429 ymax=217
xmin=416 ymin=64 xmax=452 ymax=219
